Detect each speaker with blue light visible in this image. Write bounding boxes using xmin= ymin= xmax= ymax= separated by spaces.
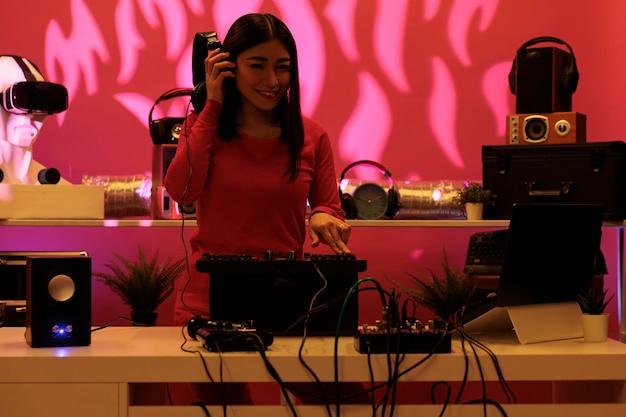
xmin=25 ymin=255 xmax=92 ymax=347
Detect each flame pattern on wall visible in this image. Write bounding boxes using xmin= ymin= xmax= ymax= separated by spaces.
xmin=25 ymin=0 xmax=511 ymax=183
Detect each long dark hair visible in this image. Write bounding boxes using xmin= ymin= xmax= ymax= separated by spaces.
xmin=216 ymin=13 xmax=304 ymax=182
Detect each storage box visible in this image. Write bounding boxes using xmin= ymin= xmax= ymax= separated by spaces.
xmin=482 ymin=141 xmax=626 ymax=220
xmin=0 ymin=184 xmax=105 ymax=219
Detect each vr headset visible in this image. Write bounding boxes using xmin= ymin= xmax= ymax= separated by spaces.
xmin=2 ymin=81 xmax=68 ymax=115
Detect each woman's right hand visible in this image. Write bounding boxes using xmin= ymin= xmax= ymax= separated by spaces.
xmin=204 ymin=49 xmax=236 ymax=104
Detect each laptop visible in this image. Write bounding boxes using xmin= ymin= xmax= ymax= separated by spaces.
xmin=461 ymin=203 xmax=605 ymax=343
xmin=198 ymin=254 xmax=367 ymax=336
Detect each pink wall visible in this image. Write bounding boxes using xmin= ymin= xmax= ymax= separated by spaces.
xmin=1 ymin=1 xmax=624 ymax=334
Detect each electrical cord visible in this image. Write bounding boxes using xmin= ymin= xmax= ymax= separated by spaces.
xmin=441 ymin=306 xmax=514 ymax=417
xmin=178 ymin=323 xmax=229 ymax=414
xmin=430 ymin=381 xmax=452 ymax=417
xmin=245 ymin=334 xmax=299 ymax=417
xmin=334 ymin=277 xmax=394 ymax=417
xmin=452 ymin=307 xmax=516 ymax=403
xmin=290 ymin=262 xmax=333 ymax=417
xmin=175 ymin=99 xmax=202 ymax=319
xmin=91 ymin=315 xmax=146 ymax=331
xmin=192 ymin=401 xmax=212 ymax=416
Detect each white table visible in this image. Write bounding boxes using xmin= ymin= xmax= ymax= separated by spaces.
xmin=1 ymin=326 xmax=626 ymax=417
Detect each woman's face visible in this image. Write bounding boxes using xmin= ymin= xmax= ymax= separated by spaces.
xmin=235 ymin=39 xmax=291 ymax=114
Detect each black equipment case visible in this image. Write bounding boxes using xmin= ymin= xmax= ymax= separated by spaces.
xmin=482 ymin=141 xmax=626 ymax=220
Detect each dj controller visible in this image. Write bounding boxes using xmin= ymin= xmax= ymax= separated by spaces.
xmin=195 ymin=252 xmax=366 ymax=336
xmin=196 ymin=252 xmax=366 ymax=274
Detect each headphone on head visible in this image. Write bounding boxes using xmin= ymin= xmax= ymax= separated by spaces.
xmin=508 ymin=36 xmax=579 ymax=95
xmin=148 ymin=88 xmax=193 ymax=145
xmin=338 ymin=160 xmax=400 ymax=219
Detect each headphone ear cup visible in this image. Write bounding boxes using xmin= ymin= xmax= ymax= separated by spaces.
xmin=560 ymin=63 xmax=579 ymax=94
xmin=508 ymin=59 xmax=517 ymax=94
xmin=191 ymin=82 xmax=206 ymax=112
xmin=340 ymin=192 xmax=358 ymax=220
xmin=385 ymin=188 xmax=400 ymax=219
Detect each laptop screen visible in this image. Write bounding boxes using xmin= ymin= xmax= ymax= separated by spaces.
xmin=496 ymin=203 xmax=605 ymax=307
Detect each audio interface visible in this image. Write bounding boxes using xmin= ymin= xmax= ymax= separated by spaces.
xmin=354 ymin=326 xmax=452 ymax=354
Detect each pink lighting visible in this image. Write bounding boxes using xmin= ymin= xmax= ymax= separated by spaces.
xmin=1 ymin=1 xmax=620 ymax=338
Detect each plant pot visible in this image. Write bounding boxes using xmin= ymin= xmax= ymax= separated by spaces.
xmin=131 ymin=310 xmax=158 ymax=326
xmin=581 ymin=313 xmax=609 ymax=342
xmin=465 ymin=203 xmax=484 ymax=220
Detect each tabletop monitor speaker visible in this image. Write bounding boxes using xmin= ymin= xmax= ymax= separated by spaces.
xmin=506 ymin=112 xmax=586 ymax=145
xmin=25 ymin=256 xmax=92 ymax=347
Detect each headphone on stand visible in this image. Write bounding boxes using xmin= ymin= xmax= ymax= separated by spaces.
xmin=338 ymin=160 xmax=400 ymax=219
xmin=148 ymin=88 xmax=193 ymax=145
xmin=508 ymin=36 xmax=579 ymax=95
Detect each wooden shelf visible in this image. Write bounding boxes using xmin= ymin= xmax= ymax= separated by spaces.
xmin=1 ymin=218 xmax=624 ymax=228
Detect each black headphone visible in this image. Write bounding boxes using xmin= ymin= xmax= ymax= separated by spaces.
xmin=190 ymin=31 xmax=222 ymax=113
xmin=148 ymin=88 xmax=193 ymax=145
xmin=508 ymin=36 xmax=579 ymax=95
xmin=338 ymin=160 xmax=400 ymax=219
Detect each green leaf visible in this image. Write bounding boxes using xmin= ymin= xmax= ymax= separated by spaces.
xmin=388 ymin=248 xmax=477 ymax=322
xmin=93 ymin=244 xmax=186 ymax=313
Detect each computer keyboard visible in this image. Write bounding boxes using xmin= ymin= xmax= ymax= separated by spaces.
xmin=463 ymin=230 xmax=508 ymax=275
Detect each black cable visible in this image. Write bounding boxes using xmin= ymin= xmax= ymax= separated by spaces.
xmin=176 ymin=99 xmax=202 ymax=319
xmin=429 ymin=381 xmax=451 ymax=417
xmin=210 ymin=344 xmax=228 ymax=416
xmin=333 ymin=277 xmax=400 ymax=417
xmin=459 ymin=329 xmax=516 ymax=404
xmin=455 ymin=320 xmax=516 ymax=402
xmin=192 ymin=401 xmax=212 ymax=416
xmin=449 ymin=303 xmax=517 ymax=404
xmin=178 ymin=323 xmax=228 ymax=414
xmin=464 ymin=398 xmax=509 ymax=416
xmin=91 ymin=316 xmax=135 ymax=331
xmin=439 ymin=306 xmax=515 ymax=417
xmin=246 ymin=335 xmax=299 ymax=417
xmin=290 ymin=262 xmax=333 ymax=417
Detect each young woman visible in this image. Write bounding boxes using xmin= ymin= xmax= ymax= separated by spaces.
xmin=164 ymin=13 xmax=354 ymax=404
xmin=165 ymin=11 xmax=351 ymax=325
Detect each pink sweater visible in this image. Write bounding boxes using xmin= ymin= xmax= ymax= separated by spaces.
xmin=164 ymin=100 xmax=345 ymax=322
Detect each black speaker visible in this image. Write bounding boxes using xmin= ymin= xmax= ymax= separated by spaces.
xmin=150 ymin=144 xmax=196 ymax=219
xmin=338 ymin=160 xmax=400 ymax=219
xmin=25 ymin=256 xmax=92 ymax=347
xmin=151 ymin=144 xmax=177 ymax=186
xmin=148 ymin=88 xmax=192 ymax=145
xmin=151 ymin=144 xmax=175 ymax=219
xmin=508 ymin=36 xmax=579 ymax=114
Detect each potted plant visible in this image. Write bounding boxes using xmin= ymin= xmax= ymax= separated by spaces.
xmin=93 ymin=245 xmax=186 ymax=325
xmin=391 ymin=249 xmax=478 ymax=326
xmin=577 ymin=285 xmax=614 ymax=342
xmin=455 ymin=181 xmax=496 ymax=220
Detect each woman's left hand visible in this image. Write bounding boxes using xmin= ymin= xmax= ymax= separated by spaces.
xmin=309 ymin=212 xmax=352 ymax=254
